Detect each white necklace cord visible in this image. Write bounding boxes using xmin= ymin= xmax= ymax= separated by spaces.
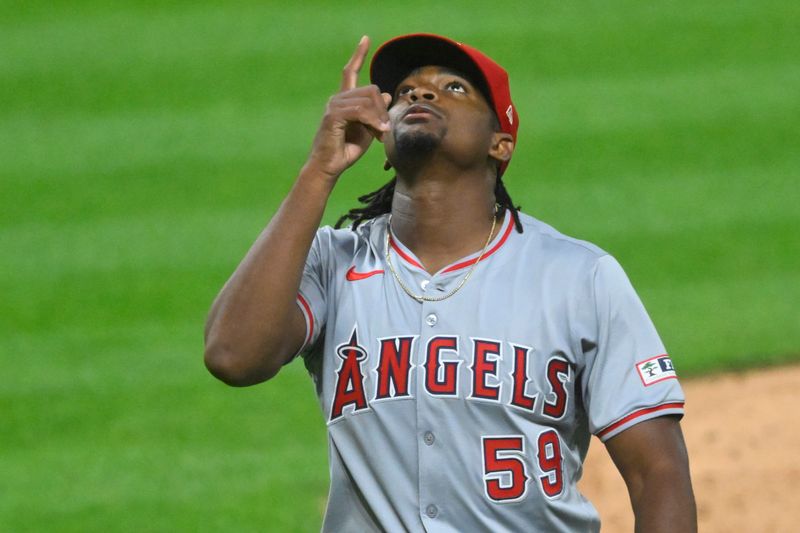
xmin=384 ymin=206 xmax=499 ymax=303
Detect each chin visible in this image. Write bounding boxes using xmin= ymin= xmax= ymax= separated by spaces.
xmin=394 ymin=129 xmax=441 ymax=158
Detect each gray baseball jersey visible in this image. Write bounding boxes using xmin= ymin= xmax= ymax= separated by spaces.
xmin=293 ymin=211 xmax=684 ymax=532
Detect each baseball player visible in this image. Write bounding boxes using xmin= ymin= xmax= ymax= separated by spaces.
xmin=204 ymin=33 xmax=697 ymax=532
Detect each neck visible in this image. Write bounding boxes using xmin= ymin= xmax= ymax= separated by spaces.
xmin=390 ymin=169 xmax=500 ymax=274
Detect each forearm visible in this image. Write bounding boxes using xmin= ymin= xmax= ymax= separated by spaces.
xmin=205 ymin=36 xmax=390 ymax=386
xmin=605 ymin=417 xmax=696 ymax=533
xmin=629 ymin=463 xmax=697 ymax=533
xmin=204 ymin=165 xmax=335 ymax=384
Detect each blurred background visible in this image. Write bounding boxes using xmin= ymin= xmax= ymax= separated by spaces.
xmin=1 ymin=0 xmax=798 ymax=530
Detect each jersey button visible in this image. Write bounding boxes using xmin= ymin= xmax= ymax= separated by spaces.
xmin=425 ymin=504 xmax=438 ymax=518
xmin=423 ymin=431 xmax=435 ymax=446
xmin=420 ymin=279 xmax=430 ymax=291
xmin=425 ymin=314 xmax=438 ymax=327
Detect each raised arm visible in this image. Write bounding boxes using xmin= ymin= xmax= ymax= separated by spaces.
xmin=204 ymin=36 xmax=392 ymax=386
xmin=604 ymin=416 xmax=697 ymax=532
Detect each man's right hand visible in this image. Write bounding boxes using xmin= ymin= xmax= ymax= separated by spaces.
xmin=305 ymin=36 xmax=393 ymax=181
xmin=205 ymin=37 xmax=392 ymax=386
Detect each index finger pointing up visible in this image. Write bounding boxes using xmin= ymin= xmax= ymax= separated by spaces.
xmin=340 ymin=35 xmax=370 ymax=92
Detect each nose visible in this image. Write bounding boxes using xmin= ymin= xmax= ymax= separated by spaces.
xmin=408 ymin=87 xmax=437 ymax=102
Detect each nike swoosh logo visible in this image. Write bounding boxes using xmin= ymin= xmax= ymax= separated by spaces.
xmin=346 ymin=266 xmax=384 ymax=281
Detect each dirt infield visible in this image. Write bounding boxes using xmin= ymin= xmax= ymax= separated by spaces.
xmin=579 ymin=364 xmax=800 ymax=532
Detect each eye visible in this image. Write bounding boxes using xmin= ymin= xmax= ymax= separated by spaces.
xmin=445 ymin=81 xmax=466 ymax=93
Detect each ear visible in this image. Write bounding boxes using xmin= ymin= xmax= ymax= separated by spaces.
xmin=488 ymin=132 xmax=514 ymax=163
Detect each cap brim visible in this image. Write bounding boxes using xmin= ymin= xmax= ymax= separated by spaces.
xmin=370 ymin=34 xmax=492 ymax=107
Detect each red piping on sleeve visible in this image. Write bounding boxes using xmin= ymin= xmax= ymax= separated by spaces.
xmin=297 ymin=293 xmax=314 ymax=348
xmin=597 ymin=402 xmax=685 ymax=439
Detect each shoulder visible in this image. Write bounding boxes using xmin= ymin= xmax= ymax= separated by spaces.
xmin=313 ymin=215 xmax=387 ymax=258
xmin=514 ymin=211 xmax=609 ymax=268
xmin=514 ymin=213 xmax=649 ymax=312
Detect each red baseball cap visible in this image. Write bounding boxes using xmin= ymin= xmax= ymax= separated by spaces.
xmin=370 ymin=33 xmax=519 ymax=176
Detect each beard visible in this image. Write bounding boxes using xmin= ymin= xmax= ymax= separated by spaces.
xmin=393 ymin=129 xmax=441 ymax=161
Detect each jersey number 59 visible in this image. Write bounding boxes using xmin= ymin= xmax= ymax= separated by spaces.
xmin=481 ymin=431 xmax=564 ymax=503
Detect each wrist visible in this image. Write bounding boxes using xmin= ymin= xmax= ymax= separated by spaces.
xmin=299 ymin=160 xmax=342 ymax=188
xmin=294 ymin=163 xmax=339 ymax=198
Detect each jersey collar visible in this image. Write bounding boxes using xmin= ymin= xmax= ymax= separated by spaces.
xmin=386 ymin=212 xmax=514 ymax=276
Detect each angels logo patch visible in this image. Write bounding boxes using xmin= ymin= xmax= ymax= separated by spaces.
xmin=636 ymin=355 xmax=677 ymax=386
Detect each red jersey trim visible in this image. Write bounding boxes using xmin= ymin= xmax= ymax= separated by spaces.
xmin=596 ymin=402 xmax=685 ymax=439
xmin=388 ymin=235 xmax=424 ymax=269
xmin=296 ymin=293 xmax=314 ymax=348
xmin=388 ymin=214 xmax=514 ymax=273
xmin=442 ymin=215 xmax=514 ymax=273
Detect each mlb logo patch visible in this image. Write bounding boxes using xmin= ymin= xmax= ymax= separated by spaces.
xmin=636 ymin=355 xmax=677 ymax=386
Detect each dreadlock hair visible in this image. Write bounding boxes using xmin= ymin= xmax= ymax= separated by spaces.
xmin=334 ymin=177 xmax=396 ymax=230
xmin=334 ymin=174 xmax=524 ymax=233
xmin=494 ymin=176 xmax=524 ymax=233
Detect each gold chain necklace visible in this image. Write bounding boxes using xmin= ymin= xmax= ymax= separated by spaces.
xmin=384 ymin=207 xmax=498 ymax=303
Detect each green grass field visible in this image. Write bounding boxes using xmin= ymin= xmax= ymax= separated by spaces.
xmin=2 ymin=1 xmax=798 ymax=530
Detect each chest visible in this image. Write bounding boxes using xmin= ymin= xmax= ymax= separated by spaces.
xmin=315 ymin=263 xmax=587 ymax=426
